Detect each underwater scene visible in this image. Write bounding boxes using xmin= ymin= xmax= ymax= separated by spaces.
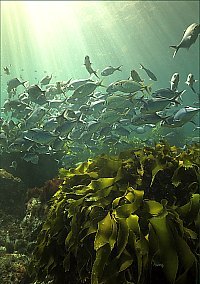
xmin=0 ymin=1 xmax=199 ymax=283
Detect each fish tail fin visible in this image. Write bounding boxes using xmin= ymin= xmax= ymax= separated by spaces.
xmin=93 ymin=70 xmax=99 ymax=78
xmin=116 ymin=65 xmax=123 ymax=71
xmin=98 ymin=80 xmax=107 ymax=88
xmin=169 ymin=45 xmax=179 ymax=58
xmin=138 ymin=94 xmax=146 ymax=103
xmin=143 ymin=86 xmax=149 ymax=94
xmin=143 ymin=84 xmax=152 ymax=95
xmin=160 ymin=115 xmax=172 ymax=126
xmin=175 ymin=89 xmax=186 ymax=98
xmin=174 ymin=89 xmax=186 ymax=103
xmin=22 ymin=81 xmax=28 ymax=87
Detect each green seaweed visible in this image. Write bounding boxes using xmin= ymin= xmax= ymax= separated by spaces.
xmin=29 ymin=142 xmax=200 ymax=284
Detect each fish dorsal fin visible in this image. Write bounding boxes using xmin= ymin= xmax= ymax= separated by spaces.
xmin=184 ymin=106 xmax=190 ymax=112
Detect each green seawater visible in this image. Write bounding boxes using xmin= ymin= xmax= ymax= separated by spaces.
xmin=1 ymin=1 xmax=199 ymax=89
xmin=0 ymin=1 xmax=199 ymax=162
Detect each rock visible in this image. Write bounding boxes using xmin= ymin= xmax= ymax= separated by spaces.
xmin=0 ymin=169 xmax=27 ymax=217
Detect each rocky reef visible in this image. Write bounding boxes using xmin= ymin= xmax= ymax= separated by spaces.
xmin=0 ymin=169 xmax=61 ymax=283
xmin=0 ymin=169 xmax=26 ymax=217
xmin=29 ymin=142 xmax=200 ymax=284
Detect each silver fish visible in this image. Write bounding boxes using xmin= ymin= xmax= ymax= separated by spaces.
xmin=27 ymin=84 xmax=46 ymax=98
xmin=23 ymin=128 xmax=58 ymax=145
xmin=52 ymin=137 xmax=66 ymax=151
xmin=129 ymin=69 xmax=143 ymax=83
xmin=173 ymin=106 xmax=200 ymax=123
xmin=0 ymin=132 xmax=8 ymax=147
xmin=170 ymin=73 xmax=179 ymax=91
xmin=84 ymin=55 xmax=99 ymax=78
xmin=106 ymin=81 xmax=121 ymax=94
xmin=152 ymin=88 xmax=183 ymax=99
xmin=101 ymin=65 xmax=122 ymax=76
xmin=161 ymin=106 xmax=200 ymax=127
xmin=40 ymin=74 xmax=52 ymax=86
xmin=7 ymin=78 xmax=27 ymax=92
xmin=35 ymin=145 xmax=51 ymax=155
xmin=108 ymin=80 xmax=147 ymax=94
xmin=23 ymin=152 xmax=39 ymax=164
xmin=170 ymin=23 xmax=200 ymax=58
xmin=46 ymin=98 xmax=67 ymax=108
xmin=73 ymin=81 xmax=104 ymax=98
xmin=100 ymin=109 xmax=122 ymax=124
xmin=3 ymin=66 xmax=11 ymax=75
xmin=133 ymin=124 xmax=155 ymax=134
xmin=55 ymin=121 xmax=76 ymax=137
xmin=140 ymin=91 xmax=184 ymax=114
xmin=9 ymin=161 xmax=17 ymax=170
xmin=90 ymin=99 xmax=105 ymax=112
xmin=31 ymin=94 xmax=47 ymax=105
xmin=113 ymin=125 xmax=130 ymax=137
xmin=24 ymin=107 xmax=46 ymax=129
xmin=140 ymin=64 xmax=157 ymax=81
xmin=79 ymin=104 xmax=93 ymax=115
xmin=43 ymin=118 xmax=59 ymax=132
xmin=87 ymin=120 xmax=102 ymax=133
xmin=8 ymin=138 xmax=34 ymax=152
xmin=131 ymin=113 xmax=163 ymax=125
xmin=105 ymin=94 xmax=132 ymax=109
xmin=185 ymin=73 xmax=198 ymax=93
xmin=67 ymin=78 xmax=94 ymax=90
xmin=191 ymin=136 xmax=200 ymax=143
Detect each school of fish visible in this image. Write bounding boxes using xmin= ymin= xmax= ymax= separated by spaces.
xmin=1 ymin=23 xmax=199 ymax=169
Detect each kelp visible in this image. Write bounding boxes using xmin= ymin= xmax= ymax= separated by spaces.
xmin=29 ymin=142 xmax=200 ymax=284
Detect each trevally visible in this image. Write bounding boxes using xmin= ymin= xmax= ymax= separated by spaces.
xmin=140 ymin=91 xmax=184 ymax=114
xmin=170 ymin=73 xmax=179 ymax=91
xmin=24 ymin=107 xmax=46 ymax=129
xmin=140 ymin=64 xmax=157 ymax=81
xmin=84 ymin=55 xmax=99 ymax=78
xmin=185 ymin=73 xmax=198 ymax=93
xmin=7 ymin=78 xmax=27 ymax=93
xmin=129 ymin=69 xmax=143 ymax=83
xmin=170 ymin=23 xmax=200 ymax=58
xmin=22 ymin=152 xmax=39 ymax=164
xmin=101 ymin=65 xmax=122 ymax=76
xmin=72 ymin=81 xmax=104 ymax=98
xmin=23 ymin=128 xmax=58 ymax=145
xmin=152 ymin=88 xmax=184 ymax=99
xmin=161 ymin=106 xmax=200 ymax=128
xmin=40 ymin=74 xmax=52 ymax=86
xmin=107 ymin=80 xmax=150 ymax=94
xmin=131 ymin=113 xmax=164 ymax=125
xmin=67 ymin=78 xmax=94 ymax=90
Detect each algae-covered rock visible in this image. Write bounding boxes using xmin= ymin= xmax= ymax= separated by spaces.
xmin=0 ymin=253 xmax=29 ymax=283
xmin=0 ymin=169 xmax=26 ymax=217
